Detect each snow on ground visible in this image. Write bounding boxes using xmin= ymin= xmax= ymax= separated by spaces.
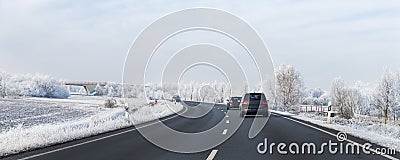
xmin=270 ymin=110 xmax=296 ymax=116
xmin=0 ymin=96 xmax=183 ymax=157
xmin=26 ymin=95 xmax=109 ymax=105
xmin=0 ymin=98 xmax=98 ymax=132
xmin=272 ymin=110 xmax=400 ymax=152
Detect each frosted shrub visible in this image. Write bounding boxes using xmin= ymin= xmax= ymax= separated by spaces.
xmin=2 ymin=71 xmax=70 ymax=99
xmin=106 ymin=83 xmax=122 ymax=97
xmin=104 ymin=98 xmax=117 ymax=108
xmin=94 ymin=84 xmax=108 ymax=96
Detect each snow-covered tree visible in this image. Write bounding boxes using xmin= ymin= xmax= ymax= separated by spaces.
xmin=94 ymin=84 xmax=108 ymax=96
xmin=263 ymin=80 xmax=278 ymax=109
xmin=342 ymin=87 xmax=358 ymax=119
xmin=275 ymin=64 xmax=303 ymax=111
xmin=105 ymin=83 xmax=122 ymax=97
xmin=123 ymin=84 xmax=143 ymax=98
xmin=301 ymin=88 xmax=329 ymax=106
xmin=198 ymin=85 xmax=215 ymax=102
xmin=372 ymin=69 xmax=397 ymax=124
xmin=176 ymin=81 xmax=230 ymax=103
xmin=331 ymin=78 xmax=356 ymax=119
xmin=0 ymin=72 xmax=69 ymax=99
xmin=392 ymin=71 xmax=400 ymax=120
xmin=353 ymin=81 xmax=376 ymax=116
xmin=0 ymin=70 xmax=6 ymax=98
xmin=318 ymin=92 xmax=331 ymax=106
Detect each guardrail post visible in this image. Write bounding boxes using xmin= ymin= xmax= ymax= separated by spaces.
xmin=327 ymin=111 xmax=332 ymax=124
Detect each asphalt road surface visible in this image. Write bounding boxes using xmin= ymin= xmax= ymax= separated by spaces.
xmin=6 ymin=102 xmax=399 ymax=160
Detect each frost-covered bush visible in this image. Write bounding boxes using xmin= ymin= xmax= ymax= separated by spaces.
xmin=1 ymin=70 xmax=69 ymax=99
xmin=0 ymin=70 xmax=6 ymax=98
xmin=94 ymin=84 xmax=108 ymax=96
xmin=106 ymin=83 xmax=122 ymax=97
xmin=104 ymin=98 xmax=117 ymax=108
xmin=93 ymin=83 xmax=123 ymax=97
xmin=123 ymin=84 xmax=143 ymax=98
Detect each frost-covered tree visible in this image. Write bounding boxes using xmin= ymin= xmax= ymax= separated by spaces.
xmin=331 ymin=78 xmax=346 ymax=109
xmin=1 ymin=72 xmax=69 ymax=99
xmin=353 ymin=81 xmax=376 ymax=116
xmin=94 ymin=84 xmax=108 ymax=96
xmin=176 ymin=81 xmax=230 ymax=102
xmin=262 ymin=80 xmax=278 ymax=109
xmin=198 ymin=85 xmax=216 ymax=102
xmin=301 ymin=88 xmax=329 ymax=106
xmin=0 ymin=70 xmax=6 ymax=98
xmin=392 ymin=71 xmax=400 ymax=120
xmin=331 ymin=78 xmax=355 ymax=119
xmin=105 ymin=83 xmax=122 ymax=97
xmin=342 ymin=87 xmax=358 ymax=119
xmin=318 ymin=92 xmax=331 ymax=106
xmin=275 ymin=65 xmax=303 ymax=111
xmin=372 ymin=69 xmax=397 ymax=124
xmin=123 ymin=84 xmax=143 ymax=98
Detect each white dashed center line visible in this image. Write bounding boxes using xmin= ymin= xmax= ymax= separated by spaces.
xmin=226 ymin=120 xmax=230 ymax=124
xmin=222 ymin=129 xmax=228 ymax=135
xmin=206 ymin=150 xmax=218 ymax=160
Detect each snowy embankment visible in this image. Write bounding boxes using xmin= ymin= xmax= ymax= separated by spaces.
xmin=0 ymin=96 xmax=183 ymax=157
xmin=271 ymin=110 xmax=400 ymax=152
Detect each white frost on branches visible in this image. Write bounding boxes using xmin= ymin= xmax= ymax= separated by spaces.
xmin=372 ymin=69 xmax=399 ymax=123
xmin=275 ymin=64 xmax=303 ymax=111
xmin=0 ymin=70 xmax=69 ymax=99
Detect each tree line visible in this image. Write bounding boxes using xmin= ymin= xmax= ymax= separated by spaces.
xmin=274 ymin=65 xmax=400 ymax=123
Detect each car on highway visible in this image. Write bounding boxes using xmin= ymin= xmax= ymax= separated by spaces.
xmin=239 ymin=92 xmax=269 ymax=117
xmin=148 ymin=97 xmax=159 ymax=105
xmin=172 ymin=95 xmax=181 ymax=102
xmin=227 ymin=96 xmax=242 ymax=110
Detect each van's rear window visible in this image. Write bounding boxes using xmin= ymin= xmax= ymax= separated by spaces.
xmin=249 ymin=94 xmax=261 ymax=101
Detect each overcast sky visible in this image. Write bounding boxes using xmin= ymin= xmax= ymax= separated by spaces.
xmin=0 ymin=0 xmax=399 ymax=90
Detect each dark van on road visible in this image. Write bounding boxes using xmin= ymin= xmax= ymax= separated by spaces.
xmin=172 ymin=95 xmax=181 ymax=102
xmin=227 ymin=96 xmax=242 ymax=110
xmin=240 ymin=92 xmax=269 ymax=117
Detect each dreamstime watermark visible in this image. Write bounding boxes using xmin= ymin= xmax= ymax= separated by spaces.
xmin=123 ymin=8 xmax=275 ymax=153
xmin=257 ymin=132 xmax=396 ymax=155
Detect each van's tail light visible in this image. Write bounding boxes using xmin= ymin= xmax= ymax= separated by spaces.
xmin=261 ymin=101 xmax=268 ymax=105
xmin=242 ymin=101 xmax=249 ymax=105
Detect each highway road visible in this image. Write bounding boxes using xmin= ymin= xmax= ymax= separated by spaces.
xmin=6 ymin=102 xmax=399 ymax=160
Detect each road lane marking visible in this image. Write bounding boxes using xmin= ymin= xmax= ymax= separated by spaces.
xmin=225 ymin=115 xmax=229 ymax=118
xmin=222 ymin=129 xmax=228 ymax=135
xmin=272 ymin=113 xmax=399 ymax=160
xmin=206 ymin=150 xmax=218 ymax=160
xmin=226 ymin=120 xmax=230 ymax=124
xmin=20 ymin=106 xmax=188 ymax=160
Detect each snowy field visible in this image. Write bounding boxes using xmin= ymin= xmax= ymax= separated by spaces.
xmin=0 ymin=95 xmax=183 ymax=157
xmin=0 ymin=98 xmax=97 ymax=132
xmin=271 ymin=110 xmax=400 ymax=152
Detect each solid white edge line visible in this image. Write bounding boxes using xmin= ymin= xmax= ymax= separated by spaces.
xmin=206 ymin=150 xmax=218 ymax=160
xmin=272 ymin=113 xmax=399 ymax=160
xmin=222 ymin=129 xmax=228 ymax=135
xmin=20 ymin=106 xmax=188 ymax=160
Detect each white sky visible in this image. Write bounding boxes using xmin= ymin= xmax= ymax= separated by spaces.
xmin=0 ymin=0 xmax=399 ymax=90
